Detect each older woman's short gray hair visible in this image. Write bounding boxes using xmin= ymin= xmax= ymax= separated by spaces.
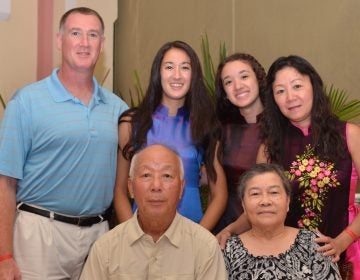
xmin=237 ymin=163 xmax=291 ymax=200
xmin=128 ymin=144 xmax=184 ymax=180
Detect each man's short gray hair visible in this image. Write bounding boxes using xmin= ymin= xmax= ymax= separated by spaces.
xmin=129 ymin=145 xmax=184 ymax=180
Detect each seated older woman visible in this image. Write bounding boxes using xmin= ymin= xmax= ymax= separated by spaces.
xmin=223 ymin=163 xmax=341 ymax=279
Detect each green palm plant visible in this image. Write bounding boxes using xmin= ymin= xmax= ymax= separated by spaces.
xmin=128 ymin=70 xmax=145 ymax=107
xmin=199 ymin=34 xmax=227 ymax=210
xmin=325 ymin=85 xmax=360 ymax=121
xmin=200 ymin=33 xmax=227 ymax=102
xmin=117 ymin=70 xmax=145 ymax=108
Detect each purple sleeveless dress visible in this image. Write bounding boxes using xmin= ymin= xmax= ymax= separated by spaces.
xmin=213 ymin=112 xmax=262 ymax=233
xmin=145 ymin=104 xmax=204 ymax=222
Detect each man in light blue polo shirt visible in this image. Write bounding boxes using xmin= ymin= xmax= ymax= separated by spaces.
xmin=0 ymin=7 xmax=128 ymax=280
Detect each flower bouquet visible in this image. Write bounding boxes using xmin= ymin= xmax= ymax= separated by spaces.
xmin=286 ymin=144 xmax=340 ymax=230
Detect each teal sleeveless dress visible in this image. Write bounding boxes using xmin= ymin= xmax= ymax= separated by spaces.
xmin=134 ymin=104 xmax=204 ymax=222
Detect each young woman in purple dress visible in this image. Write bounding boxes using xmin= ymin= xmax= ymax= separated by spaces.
xmin=113 ymin=41 xmax=227 ymax=231
xmin=212 ymin=53 xmax=266 ymax=234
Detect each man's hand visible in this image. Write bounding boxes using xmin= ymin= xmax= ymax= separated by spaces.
xmin=0 ymin=258 xmax=21 ymax=280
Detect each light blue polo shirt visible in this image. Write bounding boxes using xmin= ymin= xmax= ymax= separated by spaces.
xmin=0 ymin=69 xmax=128 ymax=215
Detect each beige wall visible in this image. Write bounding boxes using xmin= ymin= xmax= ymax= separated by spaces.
xmin=234 ymin=1 xmax=360 ymax=106
xmin=0 ymin=0 xmax=117 ymax=117
xmin=114 ymin=0 xmax=360 ymax=122
xmin=0 ymin=0 xmax=37 ymax=105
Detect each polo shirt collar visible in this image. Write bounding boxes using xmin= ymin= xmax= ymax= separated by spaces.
xmin=47 ymin=68 xmax=107 ymax=104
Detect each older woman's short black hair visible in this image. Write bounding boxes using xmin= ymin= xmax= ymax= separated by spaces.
xmin=237 ymin=163 xmax=291 ymax=200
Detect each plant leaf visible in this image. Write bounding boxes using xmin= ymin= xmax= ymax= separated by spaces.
xmin=200 ymin=33 xmax=227 ymax=103
xmin=134 ymin=70 xmax=144 ymax=105
xmin=325 ymin=84 xmax=360 ymax=121
xmin=0 ymin=93 xmax=6 ymax=109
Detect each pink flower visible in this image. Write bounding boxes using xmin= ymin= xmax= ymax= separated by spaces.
xmin=290 ymin=169 xmax=295 ymax=173
xmin=308 ymin=158 xmax=315 ymax=166
xmin=324 ymin=170 xmax=331 ymax=176
xmin=295 ymin=170 xmax=302 ymax=176
xmin=306 ymin=165 xmax=313 ymax=172
xmin=310 ymin=179 xmax=317 ymax=186
xmin=317 ymin=172 xmax=324 ymax=179
xmin=311 ymin=185 xmax=318 ymax=193
xmin=319 ymin=162 xmax=325 ymax=167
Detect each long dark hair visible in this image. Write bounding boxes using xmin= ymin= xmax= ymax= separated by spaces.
xmin=215 ymin=53 xmax=266 ymax=123
xmin=122 ymin=40 xmax=220 ymax=181
xmin=262 ymin=55 xmax=344 ymax=163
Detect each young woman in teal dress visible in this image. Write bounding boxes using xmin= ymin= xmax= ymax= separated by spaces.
xmin=212 ymin=53 xmax=266 ymax=234
xmin=113 ymin=41 xmax=227 ymax=231
xmin=218 ymin=55 xmax=360 ymax=279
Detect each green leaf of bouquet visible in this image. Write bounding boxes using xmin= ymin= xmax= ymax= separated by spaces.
xmin=316 ymin=203 xmax=322 ymax=211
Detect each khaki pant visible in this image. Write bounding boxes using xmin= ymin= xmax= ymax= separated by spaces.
xmin=14 ymin=210 xmax=108 ymax=280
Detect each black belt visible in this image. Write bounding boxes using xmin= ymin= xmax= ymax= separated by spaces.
xmin=18 ymin=203 xmax=111 ymax=227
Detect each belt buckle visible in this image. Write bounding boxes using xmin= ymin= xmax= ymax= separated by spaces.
xmin=98 ymin=214 xmax=104 ymax=223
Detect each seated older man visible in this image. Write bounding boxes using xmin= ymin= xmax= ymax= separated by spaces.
xmin=80 ymin=144 xmax=227 ymax=279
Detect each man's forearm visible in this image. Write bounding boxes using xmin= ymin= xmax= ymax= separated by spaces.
xmin=0 ymin=176 xmax=17 ymax=255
